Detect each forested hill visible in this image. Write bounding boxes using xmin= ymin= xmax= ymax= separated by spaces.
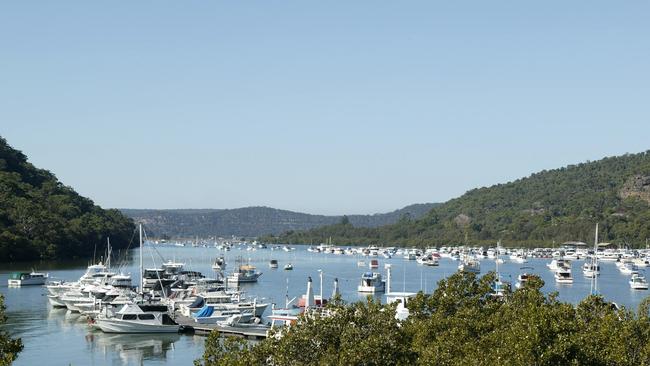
xmin=121 ymin=203 xmax=438 ymax=238
xmin=0 ymin=137 xmax=135 ymax=262
xmin=264 ymin=151 xmax=650 ymax=248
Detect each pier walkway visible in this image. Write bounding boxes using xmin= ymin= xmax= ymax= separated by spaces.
xmin=175 ymin=314 xmax=270 ymax=339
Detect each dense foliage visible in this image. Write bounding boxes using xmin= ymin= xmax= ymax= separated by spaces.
xmin=264 ymin=151 xmax=650 ymax=248
xmin=0 ymin=136 xmax=135 ymax=262
xmin=197 ymin=272 xmax=650 ymax=366
xmin=121 ymin=203 xmax=438 ymax=238
xmin=0 ymin=295 xmax=22 ymax=365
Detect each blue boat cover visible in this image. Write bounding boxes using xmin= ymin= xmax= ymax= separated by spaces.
xmin=193 ymin=305 xmax=213 ymax=318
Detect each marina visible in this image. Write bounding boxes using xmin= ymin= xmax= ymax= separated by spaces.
xmin=3 ymin=241 xmax=650 ymax=365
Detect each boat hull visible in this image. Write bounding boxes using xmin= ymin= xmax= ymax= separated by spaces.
xmin=96 ymin=319 xmax=180 ymax=333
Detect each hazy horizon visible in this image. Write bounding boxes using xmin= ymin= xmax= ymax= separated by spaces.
xmin=3 ymin=1 xmax=649 ymax=215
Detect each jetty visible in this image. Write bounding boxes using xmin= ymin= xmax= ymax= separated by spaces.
xmin=175 ymin=314 xmax=270 ymax=339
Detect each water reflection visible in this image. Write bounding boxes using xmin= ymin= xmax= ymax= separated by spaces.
xmin=87 ymin=332 xmax=180 ymax=364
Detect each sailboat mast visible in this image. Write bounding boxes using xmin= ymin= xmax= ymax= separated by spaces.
xmin=591 ymin=223 xmax=599 ymax=295
xmin=139 ymin=224 xmax=144 ymax=293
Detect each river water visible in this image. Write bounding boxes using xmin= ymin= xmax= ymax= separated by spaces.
xmin=2 ymin=244 xmax=649 ymax=365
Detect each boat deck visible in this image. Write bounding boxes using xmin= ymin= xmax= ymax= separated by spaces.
xmin=175 ymin=314 xmax=270 ymax=339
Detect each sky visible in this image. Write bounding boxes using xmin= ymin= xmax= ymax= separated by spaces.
xmin=1 ymin=1 xmax=649 ymax=215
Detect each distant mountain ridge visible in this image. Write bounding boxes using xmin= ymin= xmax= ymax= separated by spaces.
xmin=120 ymin=203 xmax=439 ymax=238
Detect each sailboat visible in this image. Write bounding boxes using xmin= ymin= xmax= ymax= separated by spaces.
xmin=95 ymin=224 xmax=180 ymax=333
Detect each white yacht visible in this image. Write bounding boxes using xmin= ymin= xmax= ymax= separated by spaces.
xmin=269 ymin=260 xmax=279 ymax=269
xmin=357 ymin=272 xmax=385 ymax=293
xmin=7 ymin=271 xmax=48 ymax=286
xmin=95 ymin=304 xmax=180 ymax=333
xmin=629 ymin=273 xmax=649 ymax=290
xmin=458 ymin=257 xmax=481 ymax=274
xmin=554 ymin=267 xmax=573 ymax=284
xmin=192 ymin=306 xmax=255 ymax=324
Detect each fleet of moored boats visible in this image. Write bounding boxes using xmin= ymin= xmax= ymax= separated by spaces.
xmin=8 ymin=225 xmax=650 ymax=336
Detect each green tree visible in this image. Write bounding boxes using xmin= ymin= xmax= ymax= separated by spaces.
xmin=0 ymin=295 xmax=22 ymax=365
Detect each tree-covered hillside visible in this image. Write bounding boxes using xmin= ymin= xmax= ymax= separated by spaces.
xmin=0 ymin=137 xmax=135 ymax=262
xmin=264 ymin=151 xmax=650 ymax=248
xmin=121 ymin=203 xmax=438 ymax=238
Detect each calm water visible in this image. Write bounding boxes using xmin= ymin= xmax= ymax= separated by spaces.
xmin=2 ymin=245 xmax=649 ymax=365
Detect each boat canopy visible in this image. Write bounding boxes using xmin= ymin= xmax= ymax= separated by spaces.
xmin=194 ymin=305 xmax=214 ymax=318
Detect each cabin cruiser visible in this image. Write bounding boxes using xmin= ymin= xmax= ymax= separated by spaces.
xmin=7 ymin=271 xmax=48 ymax=286
xmin=227 ymin=265 xmax=262 ymax=284
xmin=269 ymin=260 xmax=279 ymax=269
xmin=619 ymin=261 xmax=638 ymax=275
xmin=554 ymin=267 xmax=573 ymax=284
xmin=458 ymin=257 xmax=481 ymax=274
xmin=357 ymin=272 xmax=385 ymax=293
xmin=629 ymin=273 xmax=649 ymax=290
xmin=95 ymin=304 xmax=181 ymax=333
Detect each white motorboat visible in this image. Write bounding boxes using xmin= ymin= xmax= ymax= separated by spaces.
xmin=458 ymin=257 xmax=480 ymax=274
xmin=7 ymin=271 xmax=48 ymax=286
xmin=554 ymin=267 xmax=573 ymax=284
xmin=284 ymin=263 xmax=293 ymax=270
xmin=619 ymin=262 xmax=638 ymax=275
xmin=269 ymin=260 xmax=279 ymax=269
xmin=515 ymin=272 xmax=533 ymax=289
xmin=582 ymin=261 xmax=600 ymax=278
xmin=192 ymin=306 xmax=255 ymax=324
xmin=95 ymin=304 xmax=180 ymax=333
xmin=357 ymin=272 xmax=385 ymax=293
xmin=629 ymin=273 xmax=649 ymax=290
xmin=369 ymin=259 xmax=379 ymax=269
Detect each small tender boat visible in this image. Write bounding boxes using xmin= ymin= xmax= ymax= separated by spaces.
xmin=284 ymin=263 xmax=293 ymax=270
xmin=357 ymin=272 xmax=385 ymax=293
xmin=269 ymin=260 xmax=279 ymax=269
xmin=369 ymin=259 xmax=379 ymax=269
xmin=95 ymin=304 xmax=181 ymax=333
xmin=629 ymin=273 xmax=649 ymax=290
xmin=7 ymin=271 xmax=48 ymax=286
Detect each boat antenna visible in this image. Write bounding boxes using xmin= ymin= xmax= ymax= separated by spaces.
xmin=93 ymin=241 xmax=97 ymax=265
xmin=139 ymin=223 xmax=144 ymax=294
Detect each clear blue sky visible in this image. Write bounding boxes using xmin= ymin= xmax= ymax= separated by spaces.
xmin=1 ymin=1 xmax=649 ymax=215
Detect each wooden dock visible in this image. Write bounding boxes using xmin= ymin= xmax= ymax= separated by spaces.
xmin=175 ymin=314 xmax=270 ymax=339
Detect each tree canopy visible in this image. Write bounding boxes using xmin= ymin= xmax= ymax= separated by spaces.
xmin=0 ymin=295 xmax=22 ymax=365
xmin=0 ymin=136 xmax=135 ymax=262
xmin=197 ymin=272 xmax=650 ymax=365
